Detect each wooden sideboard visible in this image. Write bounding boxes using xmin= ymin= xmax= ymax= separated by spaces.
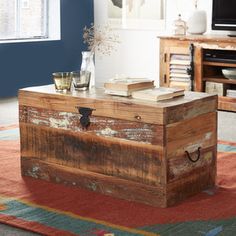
xmin=159 ymin=35 xmax=236 ymax=112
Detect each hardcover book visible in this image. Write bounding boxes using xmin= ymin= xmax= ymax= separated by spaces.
xmin=104 ymin=78 xmax=154 ymax=92
xmin=104 ymin=78 xmax=155 ymax=97
xmin=131 ymin=87 xmax=184 ymax=101
xmin=169 ymin=81 xmax=191 ymax=91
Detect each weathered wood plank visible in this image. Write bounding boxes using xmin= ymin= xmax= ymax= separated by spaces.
xmin=19 ymin=106 xmax=164 ymax=145
xmin=159 ymin=34 xmax=236 ymax=45
xmin=218 ymin=96 xmax=236 ymax=112
xmin=166 ymin=164 xmax=216 ymax=206
xmin=166 ymin=112 xmax=217 ymax=157
xmin=18 ymin=85 xmax=217 ymax=125
xmin=21 ymin=157 xmax=167 ymax=207
xmin=159 ymin=39 xmax=167 ymax=87
xmin=165 ymin=96 xmax=217 ymax=124
xmin=20 ymin=123 xmax=164 ymax=186
xmin=18 ymin=88 xmax=165 ymax=125
xmin=167 ymin=146 xmax=216 ymax=182
xmin=194 ymin=46 xmax=203 ymax=92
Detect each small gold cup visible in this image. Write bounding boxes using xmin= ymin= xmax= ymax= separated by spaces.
xmin=53 ymin=72 xmax=72 ymax=92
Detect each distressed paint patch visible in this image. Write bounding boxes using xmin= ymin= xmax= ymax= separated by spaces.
xmin=58 ymin=112 xmax=75 ymax=118
xmin=49 ymin=118 xmax=70 ymax=129
xmin=122 ymin=128 xmax=153 ymax=141
xmin=99 ymin=128 xmax=118 ymax=136
xmin=204 ymin=151 xmax=213 ymax=163
xmin=89 ymin=183 xmax=97 ymax=191
xmin=23 ymin=106 xmax=159 ymax=144
xmin=32 ymin=166 xmax=40 ymax=173
xmin=30 ymin=119 xmax=43 ymax=125
xmin=195 ymin=43 xmax=236 ymax=51
xmin=205 ymin=132 xmax=213 ymax=140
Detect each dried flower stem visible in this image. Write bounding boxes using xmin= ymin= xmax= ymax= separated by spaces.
xmin=83 ymin=23 xmax=120 ymax=56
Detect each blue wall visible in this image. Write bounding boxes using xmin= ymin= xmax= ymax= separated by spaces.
xmin=0 ymin=0 xmax=94 ymax=97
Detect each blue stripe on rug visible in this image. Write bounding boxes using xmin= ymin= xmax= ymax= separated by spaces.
xmin=217 ymin=144 xmax=236 ymax=153
xmin=139 ymin=219 xmax=231 ymax=236
xmin=0 ymin=128 xmax=19 ymax=140
xmin=0 ymin=197 xmax=147 ymax=236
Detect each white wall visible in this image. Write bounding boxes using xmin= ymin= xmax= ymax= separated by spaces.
xmin=94 ymin=0 xmax=215 ymax=87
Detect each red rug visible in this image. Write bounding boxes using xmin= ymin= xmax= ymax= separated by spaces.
xmin=0 ymin=125 xmax=236 ymax=235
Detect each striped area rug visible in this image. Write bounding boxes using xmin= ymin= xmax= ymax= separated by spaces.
xmin=0 ymin=125 xmax=236 ymax=235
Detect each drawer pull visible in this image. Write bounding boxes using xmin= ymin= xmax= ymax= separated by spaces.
xmin=185 ymin=147 xmax=201 ymax=163
xmin=76 ymin=106 xmax=95 ymax=128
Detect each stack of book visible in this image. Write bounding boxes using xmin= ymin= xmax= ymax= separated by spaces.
xmin=169 ymin=54 xmax=191 ymax=91
xmin=205 ymin=81 xmax=228 ymax=96
xmin=104 ymin=78 xmax=155 ymax=96
xmin=132 ymin=87 xmax=184 ymax=102
xmin=226 ymin=89 xmax=236 ymax=98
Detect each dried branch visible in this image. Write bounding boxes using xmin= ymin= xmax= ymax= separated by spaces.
xmin=83 ymin=23 xmax=120 ymax=56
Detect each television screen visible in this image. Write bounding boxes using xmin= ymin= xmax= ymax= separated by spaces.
xmin=212 ymin=0 xmax=236 ymax=31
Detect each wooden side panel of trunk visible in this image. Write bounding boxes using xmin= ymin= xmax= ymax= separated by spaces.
xmin=166 ymin=162 xmax=216 ymax=206
xmin=19 ymin=106 xmax=164 ymax=145
xmin=166 ymin=112 xmax=217 ymax=156
xmin=20 ymin=123 xmax=164 ymax=186
xmin=166 ymin=111 xmax=217 ymax=182
xmin=165 ymin=95 xmax=217 ymax=125
xmin=21 ymin=157 xmax=166 ymax=207
xmin=167 ymin=146 xmax=216 ymax=182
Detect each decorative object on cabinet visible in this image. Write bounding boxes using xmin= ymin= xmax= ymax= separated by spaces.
xmin=187 ymin=0 xmax=207 ymax=35
xmin=222 ymin=68 xmax=236 ymax=80
xmin=173 ymin=14 xmax=187 ymax=36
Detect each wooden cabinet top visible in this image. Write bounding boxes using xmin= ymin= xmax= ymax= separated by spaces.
xmin=158 ymin=34 xmax=236 ymax=44
xmin=18 ymin=84 xmax=217 ymax=125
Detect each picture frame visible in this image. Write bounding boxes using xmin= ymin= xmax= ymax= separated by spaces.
xmin=107 ymin=0 xmax=166 ymax=30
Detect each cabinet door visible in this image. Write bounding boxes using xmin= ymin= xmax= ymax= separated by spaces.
xmin=160 ymin=39 xmax=192 ymax=91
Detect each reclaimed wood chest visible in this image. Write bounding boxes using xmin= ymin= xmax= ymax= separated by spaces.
xmin=19 ymin=85 xmax=217 ymax=207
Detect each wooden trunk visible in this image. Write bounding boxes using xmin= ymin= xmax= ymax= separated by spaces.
xmin=19 ymin=85 xmax=217 ymax=207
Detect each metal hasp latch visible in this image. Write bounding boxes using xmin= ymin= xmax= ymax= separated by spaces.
xmin=76 ymin=106 xmax=95 ymax=129
xmin=187 ymin=43 xmax=195 ymax=91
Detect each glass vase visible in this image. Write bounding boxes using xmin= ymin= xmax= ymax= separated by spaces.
xmin=80 ymin=51 xmax=95 ymax=88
